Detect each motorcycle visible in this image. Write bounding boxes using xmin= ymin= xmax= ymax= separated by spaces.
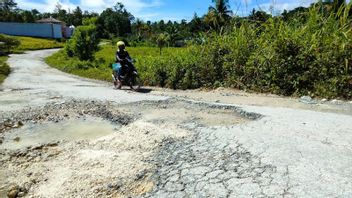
xmin=112 ymin=61 xmax=141 ymax=91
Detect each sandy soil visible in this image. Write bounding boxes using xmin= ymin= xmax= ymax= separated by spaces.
xmin=0 ymin=50 xmax=351 ymax=198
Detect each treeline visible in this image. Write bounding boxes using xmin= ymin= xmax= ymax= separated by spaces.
xmin=0 ymin=0 xmax=96 ymax=26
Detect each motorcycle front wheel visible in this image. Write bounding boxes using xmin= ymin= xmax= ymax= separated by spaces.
xmin=129 ymin=75 xmax=142 ymax=91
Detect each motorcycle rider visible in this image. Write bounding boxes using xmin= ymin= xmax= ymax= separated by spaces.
xmin=116 ymin=41 xmax=136 ymax=75
xmin=113 ymin=41 xmax=136 ymax=89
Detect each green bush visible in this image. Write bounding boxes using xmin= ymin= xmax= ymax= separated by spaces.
xmin=65 ymin=25 xmax=100 ymax=60
xmin=0 ymin=56 xmax=10 ymax=84
xmin=0 ymin=34 xmax=20 ymax=54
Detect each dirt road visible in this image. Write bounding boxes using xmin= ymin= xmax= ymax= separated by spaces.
xmin=0 ymin=50 xmax=351 ymax=198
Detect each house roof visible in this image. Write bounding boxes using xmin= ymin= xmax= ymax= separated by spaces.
xmin=37 ymin=17 xmax=64 ymax=24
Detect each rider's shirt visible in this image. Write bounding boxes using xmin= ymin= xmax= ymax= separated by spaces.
xmin=116 ymin=50 xmax=131 ymax=65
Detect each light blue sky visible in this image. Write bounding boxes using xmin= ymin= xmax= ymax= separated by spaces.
xmin=17 ymin=0 xmax=318 ymax=21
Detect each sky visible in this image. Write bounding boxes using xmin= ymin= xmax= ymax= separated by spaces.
xmin=16 ymin=0 xmax=319 ymax=21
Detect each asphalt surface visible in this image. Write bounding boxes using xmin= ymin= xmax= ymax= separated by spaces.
xmin=0 ymin=50 xmax=351 ymax=197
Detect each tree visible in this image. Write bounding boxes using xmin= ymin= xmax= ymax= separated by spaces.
xmin=0 ymin=0 xmax=17 ymax=12
xmin=133 ymin=18 xmax=143 ymax=37
xmin=96 ymin=3 xmax=134 ymax=38
xmin=72 ymin=6 xmax=83 ymax=26
xmin=31 ymin=9 xmax=40 ymax=20
xmin=54 ymin=2 xmax=62 ymax=13
xmin=65 ymin=23 xmax=100 ymax=60
xmin=248 ymin=9 xmax=271 ymax=22
xmin=158 ymin=20 xmax=166 ymax=32
xmin=281 ymin=7 xmax=308 ymax=21
xmin=0 ymin=34 xmax=20 ymax=53
xmin=21 ymin=10 xmax=35 ymax=22
xmin=165 ymin=22 xmax=179 ymax=46
xmin=205 ymin=0 xmax=232 ymax=30
xmin=210 ymin=0 xmax=232 ymax=18
xmin=0 ymin=0 xmax=18 ymax=21
xmin=189 ymin=13 xmax=207 ymax=33
xmin=156 ymin=33 xmax=170 ymax=55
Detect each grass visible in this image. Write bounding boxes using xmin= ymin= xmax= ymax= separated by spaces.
xmin=14 ymin=36 xmax=64 ymax=52
xmin=0 ymin=55 xmax=10 ymax=84
xmin=45 ymin=45 xmax=181 ymax=82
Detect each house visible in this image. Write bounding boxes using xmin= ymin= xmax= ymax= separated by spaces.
xmin=0 ymin=17 xmax=73 ymax=39
xmin=37 ymin=17 xmax=73 ymax=38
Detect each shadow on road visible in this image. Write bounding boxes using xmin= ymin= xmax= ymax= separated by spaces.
xmin=136 ymin=88 xmax=152 ymax=93
xmin=115 ymin=87 xmax=153 ymax=93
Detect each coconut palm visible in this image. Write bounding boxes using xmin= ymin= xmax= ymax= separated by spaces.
xmin=134 ymin=18 xmax=143 ymax=37
xmin=210 ymin=0 xmax=232 ymax=19
xmin=205 ymin=0 xmax=232 ymax=30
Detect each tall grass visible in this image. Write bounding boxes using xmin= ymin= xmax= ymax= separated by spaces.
xmin=136 ymin=5 xmax=352 ymax=98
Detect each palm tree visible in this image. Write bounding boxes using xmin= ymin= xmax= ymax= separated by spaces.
xmin=156 ymin=33 xmax=170 ymax=55
xmin=210 ymin=0 xmax=232 ymax=19
xmin=134 ymin=18 xmax=143 ymax=37
xmin=205 ymin=0 xmax=232 ymax=30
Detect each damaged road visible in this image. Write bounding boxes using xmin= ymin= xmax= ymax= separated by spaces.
xmin=0 ymin=50 xmax=352 ymax=198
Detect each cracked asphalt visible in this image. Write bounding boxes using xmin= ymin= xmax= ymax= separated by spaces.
xmin=143 ymin=103 xmax=352 ymax=197
xmin=0 ymin=50 xmax=352 ymax=197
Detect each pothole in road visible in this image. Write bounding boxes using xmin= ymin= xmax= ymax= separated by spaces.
xmin=0 ymin=99 xmax=262 ymax=197
xmin=119 ymin=99 xmax=258 ymax=127
xmin=0 ymin=116 xmax=119 ymax=150
xmin=0 ymin=100 xmax=131 ymax=150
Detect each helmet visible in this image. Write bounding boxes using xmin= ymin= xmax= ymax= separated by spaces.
xmin=116 ymin=41 xmax=125 ymax=48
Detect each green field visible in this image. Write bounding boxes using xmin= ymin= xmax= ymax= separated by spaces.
xmin=45 ymin=45 xmax=181 ymax=83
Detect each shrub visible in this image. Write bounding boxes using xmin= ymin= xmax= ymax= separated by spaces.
xmin=65 ymin=25 xmax=100 ymax=60
xmin=0 ymin=56 xmax=10 ymax=84
xmin=0 ymin=34 xmax=20 ymax=54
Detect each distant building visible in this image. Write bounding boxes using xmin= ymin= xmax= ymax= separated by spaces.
xmin=37 ymin=17 xmax=65 ymax=25
xmin=37 ymin=17 xmax=73 ymax=38
xmin=0 ymin=17 xmax=73 ymax=39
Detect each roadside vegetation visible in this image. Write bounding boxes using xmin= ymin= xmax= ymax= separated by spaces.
xmin=0 ymin=56 xmax=10 ymax=84
xmin=0 ymin=34 xmax=19 ymax=84
xmin=45 ymin=45 xmax=180 ymax=82
xmin=2 ymin=0 xmax=352 ymax=99
xmin=15 ymin=36 xmax=64 ymax=52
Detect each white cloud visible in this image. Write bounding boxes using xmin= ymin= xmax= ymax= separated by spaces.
xmin=254 ymin=0 xmax=316 ymax=14
xmin=80 ymin=0 xmax=105 ymax=8
xmin=17 ymin=0 xmax=78 ymax=12
xmin=17 ymin=0 xmax=163 ymax=20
